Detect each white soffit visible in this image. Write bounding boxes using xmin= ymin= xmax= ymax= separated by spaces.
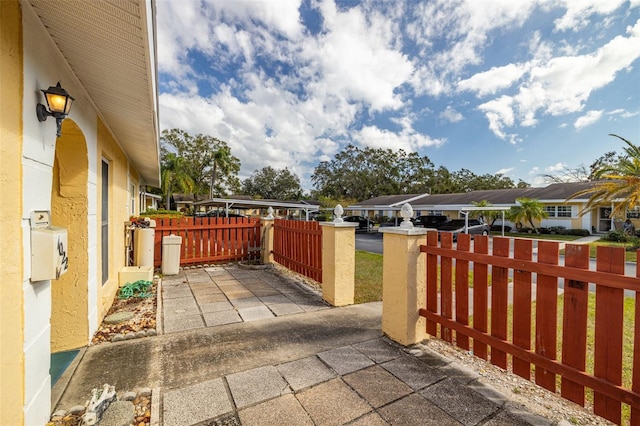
xmin=28 ymin=0 xmax=160 ymax=187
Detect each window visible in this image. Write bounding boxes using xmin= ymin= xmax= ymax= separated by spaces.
xmin=557 ymin=205 xmax=571 ymax=217
xmin=627 ymin=207 xmax=640 ymax=219
xmin=544 ymin=205 xmax=572 ymax=218
xmin=129 ymin=183 xmax=136 ymax=216
xmin=101 ymin=159 xmax=109 ymax=285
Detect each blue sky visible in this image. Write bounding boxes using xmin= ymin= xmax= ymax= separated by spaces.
xmin=156 ymin=0 xmax=640 ymax=191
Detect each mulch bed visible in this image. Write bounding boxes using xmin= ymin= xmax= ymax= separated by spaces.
xmin=91 ymin=277 xmax=158 ymax=345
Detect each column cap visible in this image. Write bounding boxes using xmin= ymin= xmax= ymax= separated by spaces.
xmin=319 ymin=222 xmax=359 ymax=229
xmin=378 ymin=227 xmax=428 ymax=236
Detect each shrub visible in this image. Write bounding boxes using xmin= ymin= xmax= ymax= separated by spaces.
xmin=139 ymin=209 xmax=182 ymax=217
xmin=602 ymin=230 xmax=628 ymax=242
xmin=549 ymin=226 xmax=566 ymax=234
xmin=538 ymin=227 xmax=550 ymax=234
xmin=627 ymin=236 xmax=640 ymax=251
xmin=490 ymin=225 xmax=512 ymax=232
xmin=518 ymin=227 xmax=535 ymax=233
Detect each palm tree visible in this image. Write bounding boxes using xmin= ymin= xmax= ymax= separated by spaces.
xmin=568 ymin=134 xmax=640 ymax=217
xmin=161 ymin=153 xmax=195 ymax=210
xmin=508 ymin=198 xmax=548 ymax=233
xmin=471 ymin=200 xmax=496 ymax=225
xmin=209 ymin=146 xmax=234 ymax=199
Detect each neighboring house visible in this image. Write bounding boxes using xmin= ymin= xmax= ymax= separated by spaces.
xmin=1 ymin=1 xmax=160 ymax=424
xmin=348 ymin=182 xmax=629 ymax=233
xmin=172 ymin=193 xmax=196 ymax=213
xmin=141 ymin=192 xmax=162 ymax=212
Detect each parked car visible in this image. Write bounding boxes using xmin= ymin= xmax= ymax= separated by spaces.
xmin=205 ymin=210 xmax=246 ymax=218
xmin=437 ymin=219 xmax=490 ymax=241
xmin=343 ymin=215 xmax=373 ymax=229
xmin=413 ymin=215 xmax=449 ymax=229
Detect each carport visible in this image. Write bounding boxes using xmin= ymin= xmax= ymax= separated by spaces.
xmin=458 ymin=206 xmax=511 ymax=237
xmin=193 ymin=197 xmax=320 ymax=220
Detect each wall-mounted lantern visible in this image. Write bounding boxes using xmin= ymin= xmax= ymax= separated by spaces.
xmin=36 ymin=82 xmax=74 ymax=137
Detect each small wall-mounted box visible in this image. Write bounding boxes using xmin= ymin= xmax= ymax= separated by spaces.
xmin=30 ymin=211 xmax=69 ymax=282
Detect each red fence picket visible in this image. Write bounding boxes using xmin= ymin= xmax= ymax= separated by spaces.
xmin=151 ymin=217 xmax=261 ymax=267
xmin=273 ymin=219 xmax=322 ymax=283
xmin=419 ymin=231 xmax=640 ymax=424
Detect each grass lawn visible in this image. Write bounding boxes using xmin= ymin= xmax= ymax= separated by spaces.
xmin=493 ymin=231 xmax=584 ymax=242
xmin=354 ymin=250 xmax=496 ymax=304
xmin=558 ymin=240 xmax=638 ymax=262
xmin=354 ymin=250 xmax=383 ymax=304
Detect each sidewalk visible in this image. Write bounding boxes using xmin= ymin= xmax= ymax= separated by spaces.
xmin=57 ymin=266 xmax=559 ymax=425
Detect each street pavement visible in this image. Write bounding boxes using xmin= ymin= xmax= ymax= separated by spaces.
xmin=54 ymin=266 xmax=560 ymax=425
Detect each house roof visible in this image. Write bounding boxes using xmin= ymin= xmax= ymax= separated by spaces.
xmin=348 ymin=181 xmax=601 ymax=210
xmin=28 ymin=0 xmax=161 ymax=187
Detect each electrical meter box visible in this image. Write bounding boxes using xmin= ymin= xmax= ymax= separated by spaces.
xmin=30 ymin=211 xmax=69 ymax=282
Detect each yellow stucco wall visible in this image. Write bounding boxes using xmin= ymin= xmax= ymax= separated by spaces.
xmin=380 ymin=230 xmax=428 ymax=346
xmin=97 ymin=119 xmax=134 ymax=321
xmin=51 ymin=120 xmax=89 ymax=351
xmin=0 ymin=0 xmax=25 ymax=424
xmin=321 ymin=224 xmax=355 ymax=306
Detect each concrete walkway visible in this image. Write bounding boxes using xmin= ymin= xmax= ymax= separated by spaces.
xmin=57 ymin=266 xmax=557 ymax=425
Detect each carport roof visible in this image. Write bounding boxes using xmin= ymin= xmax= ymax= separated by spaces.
xmin=193 ymin=197 xmax=320 ymax=211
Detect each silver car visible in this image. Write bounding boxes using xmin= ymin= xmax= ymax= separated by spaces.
xmin=437 ymin=219 xmax=490 ymax=241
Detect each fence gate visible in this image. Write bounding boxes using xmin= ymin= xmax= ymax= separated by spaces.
xmin=273 ymin=219 xmax=322 ymax=282
xmin=152 ymin=217 xmax=261 ymax=267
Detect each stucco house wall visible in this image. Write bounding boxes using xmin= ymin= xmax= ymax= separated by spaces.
xmin=1 ymin=1 xmax=159 ymax=424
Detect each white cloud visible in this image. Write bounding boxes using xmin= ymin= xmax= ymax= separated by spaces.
xmin=458 ymin=63 xmax=529 ymax=97
xmin=440 ymin=106 xmax=464 ymax=123
xmin=546 ymin=162 xmax=568 ymax=172
xmin=495 ymin=167 xmax=514 ymax=175
xmin=353 ymin=124 xmax=445 ymax=152
xmin=407 ymin=0 xmax=538 ymax=96
xmin=574 ymin=110 xmax=604 ymax=129
xmin=478 ymin=96 xmax=515 ymax=141
xmin=479 ymin=19 xmax=640 ymax=139
xmin=309 ymin=1 xmax=413 ymax=112
xmin=552 ymin=0 xmax=628 ymax=32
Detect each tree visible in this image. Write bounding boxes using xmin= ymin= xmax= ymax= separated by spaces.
xmin=508 ymin=198 xmax=548 ymax=233
xmin=160 ymin=129 xmax=240 ymax=200
xmin=568 ymin=134 xmax=640 ymax=217
xmin=311 ymin=144 xmax=527 ymax=201
xmin=242 ymin=166 xmax=303 ymax=200
xmin=540 ymin=164 xmax=591 ymax=184
xmin=311 ymin=144 xmax=437 ymax=200
xmin=210 ymin=145 xmax=239 ymax=199
xmin=160 ymin=153 xmax=195 ymax=210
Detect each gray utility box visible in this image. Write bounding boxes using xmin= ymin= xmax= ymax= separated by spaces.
xmin=162 ymin=234 xmax=182 ymax=275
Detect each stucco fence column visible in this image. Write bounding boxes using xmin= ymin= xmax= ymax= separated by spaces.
xmin=378 ymin=226 xmax=429 ymax=346
xmin=260 ymin=216 xmax=275 ymax=265
xmin=319 ymin=221 xmax=358 ymax=306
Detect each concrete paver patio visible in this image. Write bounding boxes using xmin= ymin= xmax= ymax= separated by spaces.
xmin=56 ymin=265 xmax=560 ymax=425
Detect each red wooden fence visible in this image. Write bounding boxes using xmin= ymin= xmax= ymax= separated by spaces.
xmin=273 ymin=219 xmax=322 ymax=282
xmin=420 ymin=231 xmax=640 ymax=425
xmin=152 ymin=217 xmax=261 ymax=267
